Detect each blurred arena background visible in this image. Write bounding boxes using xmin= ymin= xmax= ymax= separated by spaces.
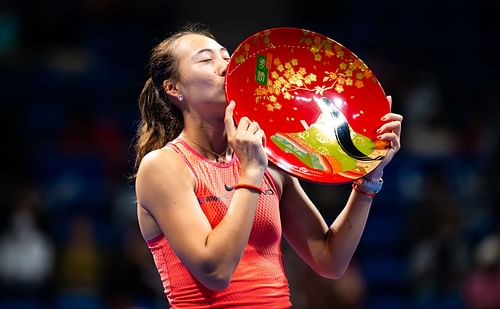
xmin=0 ymin=0 xmax=499 ymax=308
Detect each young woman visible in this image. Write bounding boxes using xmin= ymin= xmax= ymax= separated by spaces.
xmin=133 ymin=24 xmax=402 ymax=308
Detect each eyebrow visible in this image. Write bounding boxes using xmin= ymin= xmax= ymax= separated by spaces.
xmin=195 ymin=47 xmax=229 ymax=56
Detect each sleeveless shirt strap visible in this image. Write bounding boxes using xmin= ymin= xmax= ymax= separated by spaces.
xmin=166 ymin=140 xmax=199 ymax=191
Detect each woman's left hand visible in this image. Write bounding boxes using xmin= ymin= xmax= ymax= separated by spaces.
xmin=366 ymin=96 xmax=403 ymax=181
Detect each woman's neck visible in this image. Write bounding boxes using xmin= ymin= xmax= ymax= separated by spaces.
xmin=181 ymin=121 xmax=230 ymax=162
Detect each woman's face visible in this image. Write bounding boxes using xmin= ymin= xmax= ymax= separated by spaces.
xmin=174 ymin=33 xmax=230 ymax=111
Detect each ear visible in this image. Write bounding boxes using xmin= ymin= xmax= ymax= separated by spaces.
xmin=163 ymin=79 xmax=180 ymax=97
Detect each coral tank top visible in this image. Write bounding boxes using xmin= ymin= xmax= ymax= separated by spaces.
xmin=146 ymin=138 xmax=291 ymax=308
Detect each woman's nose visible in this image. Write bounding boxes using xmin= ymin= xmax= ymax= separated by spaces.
xmin=221 ymin=63 xmax=227 ymax=76
xmin=218 ymin=59 xmax=228 ymax=76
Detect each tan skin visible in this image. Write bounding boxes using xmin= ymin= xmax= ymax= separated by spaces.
xmin=135 ymin=34 xmax=403 ymax=291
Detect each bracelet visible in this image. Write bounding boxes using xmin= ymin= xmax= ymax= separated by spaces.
xmin=352 ymin=177 xmax=383 ymax=197
xmin=234 ymin=183 xmax=263 ymax=194
xmin=352 ymin=183 xmax=377 ymax=197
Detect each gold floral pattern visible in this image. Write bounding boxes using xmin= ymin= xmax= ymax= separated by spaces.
xmin=231 ymin=29 xmax=377 ymax=112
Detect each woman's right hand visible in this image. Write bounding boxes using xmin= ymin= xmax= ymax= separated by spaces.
xmin=224 ymin=100 xmax=268 ymax=179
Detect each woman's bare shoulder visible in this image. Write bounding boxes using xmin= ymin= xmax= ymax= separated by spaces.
xmin=138 ymin=147 xmax=184 ymax=175
xmin=136 ymin=146 xmax=195 ymax=195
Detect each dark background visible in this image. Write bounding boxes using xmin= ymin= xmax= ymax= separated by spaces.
xmin=1 ymin=0 xmax=499 ymax=308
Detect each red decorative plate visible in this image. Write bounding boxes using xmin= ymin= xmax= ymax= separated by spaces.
xmin=225 ymin=27 xmax=390 ymax=184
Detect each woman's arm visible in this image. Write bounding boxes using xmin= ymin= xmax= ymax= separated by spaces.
xmin=278 ymin=173 xmax=375 ymax=279
xmin=279 ymin=99 xmax=402 ymax=279
xmin=136 ymin=149 xmax=262 ymax=290
xmin=136 ymin=101 xmax=268 ymax=291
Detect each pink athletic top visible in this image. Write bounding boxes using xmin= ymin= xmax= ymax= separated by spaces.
xmin=146 ymin=138 xmax=291 ymax=308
